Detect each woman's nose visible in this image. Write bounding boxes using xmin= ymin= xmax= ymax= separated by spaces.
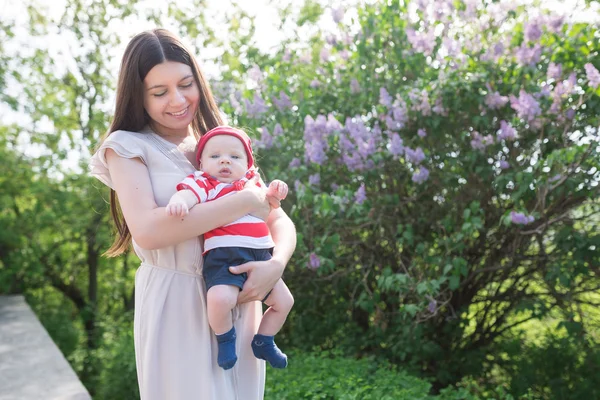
xmin=169 ymin=89 xmax=185 ymax=105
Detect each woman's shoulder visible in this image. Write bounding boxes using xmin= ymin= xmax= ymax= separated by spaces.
xmin=105 ymin=128 xmax=152 ymax=145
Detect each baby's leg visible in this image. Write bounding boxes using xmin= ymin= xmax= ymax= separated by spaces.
xmin=258 ymin=279 xmax=294 ymax=335
xmin=207 ymin=284 xmax=240 ymax=370
xmin=252 ymin=279 xmax=294 ymax=369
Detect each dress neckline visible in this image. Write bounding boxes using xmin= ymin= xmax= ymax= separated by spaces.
xmin=143 ymin=127 xmax=197 ymax=173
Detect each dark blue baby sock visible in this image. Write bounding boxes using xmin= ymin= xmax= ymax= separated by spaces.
xmin=216 ymin=327 xmax=237 ymax=370
xmin=251 ymin=334 xmax=288 ymax=368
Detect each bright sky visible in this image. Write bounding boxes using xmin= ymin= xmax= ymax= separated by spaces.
xmin=0 ymin=0 xmax=596 ymax=174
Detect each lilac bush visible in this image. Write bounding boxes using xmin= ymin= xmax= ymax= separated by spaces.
xmin=216 ymin=0 xmax=600 ymax=393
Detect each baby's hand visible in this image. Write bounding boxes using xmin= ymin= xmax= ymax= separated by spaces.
xmin=266 ymin=180 xmax=288 ymax=201
xmin=166 ymin=193 xmax=190 ymax=217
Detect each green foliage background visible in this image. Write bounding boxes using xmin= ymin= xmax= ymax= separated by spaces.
xmin=1 ymin=0 xmax=599 ymax=399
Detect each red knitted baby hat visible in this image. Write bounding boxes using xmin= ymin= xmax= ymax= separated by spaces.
xmin=196 ymin=126 xmax=254 ymax=169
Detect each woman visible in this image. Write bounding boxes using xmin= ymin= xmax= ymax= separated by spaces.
xmin=90 ymin=29 xmax=296 ymax=400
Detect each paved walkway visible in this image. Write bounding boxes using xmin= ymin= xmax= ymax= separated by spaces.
xmin=0 ymin=295 xmax=91 ymax=400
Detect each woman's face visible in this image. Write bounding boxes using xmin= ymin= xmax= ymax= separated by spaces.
xmin=143 ymin=61 xmax=200 ymax=137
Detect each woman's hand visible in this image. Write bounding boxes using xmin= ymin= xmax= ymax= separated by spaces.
xmin=229 ymin=257 xmax=285 ymax=303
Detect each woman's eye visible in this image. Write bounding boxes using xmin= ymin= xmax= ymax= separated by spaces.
xmin=153 ymin=92 xmax=166 ymax=97
xmin=181 ymin=82 xmax=193 ymax=88
xmin=232 ymin=155 xmax=240 ymax=159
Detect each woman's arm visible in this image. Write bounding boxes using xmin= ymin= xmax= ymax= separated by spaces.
xmin=230 ymin=207 xmax=297 ymax=303
xmin=106 ymin=149 xmax=269 ymax=250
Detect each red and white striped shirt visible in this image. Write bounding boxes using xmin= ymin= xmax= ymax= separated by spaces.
xmin=176 ymin=170 xmax=275 ymax=254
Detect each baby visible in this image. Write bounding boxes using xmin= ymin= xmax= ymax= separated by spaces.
xmin=166 ymin=126 xmax=293 ymax=370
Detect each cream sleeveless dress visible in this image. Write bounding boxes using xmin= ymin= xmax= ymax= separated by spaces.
xmin=90 ymin=128 xmax=265 ymax=400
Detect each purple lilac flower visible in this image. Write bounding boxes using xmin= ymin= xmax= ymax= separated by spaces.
xmin=289 ymin=158 xmax=301 ymax=168
xmin=418 ymin=129 xmax=427 ymax=138
xmin=326 ymin=34 xmax=338 ymax=46
xmin=409 ymin=89 xmax=431 ymax=116
xmin=282 ymin=48 xmax=291 ymax=62
xmin=273 ymin=91 xmax=292 ymax=111
xmin=485 ymin=91 xmax=509 ymax=109
xmin=405 ymin=27 xmax=436 ymax=56
xmin=428 ymin=299 xmax=437 ymax=313
xmin=566 ymin=109 xmax=575 ymax=120
xmin=228 ymin=93 xmax=242 ymax=114
xmin=304 ymin=115 xmax=329 ymax=164
xmin=405 ymin=147 xmax=425 ymax=164
xmin=350 ymin=79 xmax=361 ymax=94
xmin=380 ymin=87 xmax=393 ymax=107
xmin=385 ymin=98 xmax=409 ymax=131
xmin=244 ymin=93 xmax=268 ymax=119
xmin=327 ymin=114 xmax=343 ymax=132
xmin=497 ymin=120 xmax=517 ymax=141
xmin=524 ymin=21 xmax=542 ymax=42
xmin=273 ymin=123 xmax=284 ymax=136
xmin=308 ymin=173 xmax=321 ymax=187
xmin=247 ymin=65 xmax=263 ymax=83
xmin=547 ymin=15 xmax=565 ymax=33
xmin=299 ymin=51 xmax=312 ymax=64
xmin=515 ymin=43 xmax=542 ymax=67
xmin=584 ymin=63 xmax=600 ymax=89
xmin=549 ymin=174 xmax=562 ymax=183
xmin=470 ymin=131 xmax=494 ymax=151
xmin=308 ymin=253 xmax=321 ymax=270
xmin=547 ymin=62 xmax=562 ymax=80
xmin=510 ymin=211 xmax=534 ymax=225
xmin=412 ymin=167 xmax=430 ymax=184
xmin=332 ymin=7 xmax=344 ymax=23
xmin=538 ymin=85 xmax=552 ymax=98
xmin=432 ymin=97 xmax=447 ymax=115
xmin=310 ymin=79 xmax=321 ymax=88
xmin=355 ymin=183 xmax=367 ymax=204
xmin=499 ymin=160 xmax=510 ymax=169
xmin=510 ymin=90 xmax=541 ymax=122
xmin=320 ymin=47 xmax=331 ymax=63
xmin=255 ymin=126 xmax=273 ymax=149
xmin=389 ymin=133 xmax=404 ymax=159
xmin=294 ymin=180 xmax=305 ymax=194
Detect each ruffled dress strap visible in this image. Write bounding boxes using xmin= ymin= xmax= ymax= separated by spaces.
xmin=89 ymin=130 xmax=148 ymax=189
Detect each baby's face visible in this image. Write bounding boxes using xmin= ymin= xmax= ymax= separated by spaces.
xmin=199 ymin=135 xmax=248 ymax=183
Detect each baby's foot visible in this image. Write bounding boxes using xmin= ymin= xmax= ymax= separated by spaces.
xmin=216 ymin=327 xmax=237 ymax=370
xmin=251 ymin=334 xmax=288 ymax=368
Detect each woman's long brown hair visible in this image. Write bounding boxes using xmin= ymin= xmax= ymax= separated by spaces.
xmin=101 ymin=29 xmax=223 ymax=257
